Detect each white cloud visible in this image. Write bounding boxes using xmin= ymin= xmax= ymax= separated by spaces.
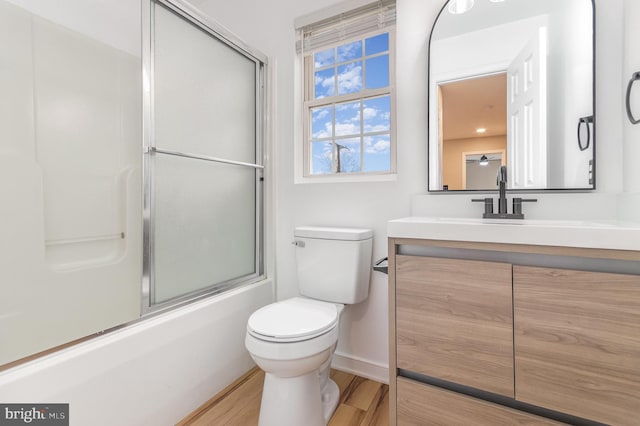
xmin=312 ymin=108 xmax=330 ymax=122
xmin=336 ymin=102 xmax=359 ymax=112
xmin=335 ymin=122 xmax=359 ymax=136
xmin=314 ymin=72 xmax=335 ymax=97
xmin=336 ymin=104 xmax=361 ymax=127
xmin=363 ymin=107 xmax=377 ymax=120
xmin=363 ymin=106 xmax=390 ymax=128
xmin=337 ymin=42 xmax=361 ymax=62
xmin=364 ymin=137 xmax=390 ymax=154
xmin=364 ymin=124 xmax=390 ymax=133
xmin=321 ymin=76 xmax=334 ymax=89
xmin=337 ymin=63 xmax=362 ymax=94
xmin=313 ymin=144 xmax=333 ymax=159
xmin=362 ymin=102 xmax=390 ymax=132
xmin=314 ymin=49 xmax=334 ymax=68
xmin=312 ymin=130 xmax=330 ymax=139
xmin=312 ymin=122 xmax=332 ymax=139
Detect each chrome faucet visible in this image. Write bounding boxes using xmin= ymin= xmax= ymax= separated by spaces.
xmin=472 ymin=166 xmax=537 ymax=219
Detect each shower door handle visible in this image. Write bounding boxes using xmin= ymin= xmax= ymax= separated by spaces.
xmin=626 ymin=71 xmax=640 ymax=125
xmin=577 ymin=116 xmax=593 ymax=151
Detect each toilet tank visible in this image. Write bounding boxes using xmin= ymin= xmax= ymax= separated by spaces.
xmin=294 ymin=226 xmax=373 ymax=304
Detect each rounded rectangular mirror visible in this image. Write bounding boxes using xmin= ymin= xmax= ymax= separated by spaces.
xmin=428 ymin=0 xmax=595 ymax=192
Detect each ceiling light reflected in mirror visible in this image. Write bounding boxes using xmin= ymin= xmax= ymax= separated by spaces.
xmin=448 ymin=0 xmax=475 ymax=15
xmin=448 ymin=0 xmax=506 ymax=16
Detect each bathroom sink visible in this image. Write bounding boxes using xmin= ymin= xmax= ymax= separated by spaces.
xmin=387 ymin=217 xmax=640 ymax=251
xmin=428 ymin=217 xmax=625 ymax=227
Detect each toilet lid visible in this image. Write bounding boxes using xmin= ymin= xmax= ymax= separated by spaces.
xmin=247 ymin=297 xmax=339 ymax=342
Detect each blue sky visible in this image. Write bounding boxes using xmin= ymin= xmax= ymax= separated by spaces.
xmin=310 ymin=33 xmax=391 ymax=174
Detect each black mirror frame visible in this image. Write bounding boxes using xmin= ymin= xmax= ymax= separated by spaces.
xmin=427 ymin=0 xmax=596 ymax=193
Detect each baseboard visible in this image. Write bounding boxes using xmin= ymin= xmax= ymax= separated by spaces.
xmin=331 ymin=352 xmax=389 ymax=384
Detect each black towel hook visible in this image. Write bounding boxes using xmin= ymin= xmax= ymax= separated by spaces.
xmin=577 ymin=115 xmax=593 ymax=151
xmin=626 ymin=71 xmax=640 ymax=125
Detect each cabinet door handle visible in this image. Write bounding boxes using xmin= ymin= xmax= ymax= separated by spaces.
xmin=626 ymin=71 xmax=640 ymax=125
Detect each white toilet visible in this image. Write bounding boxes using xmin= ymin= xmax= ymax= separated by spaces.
xmin=245 ymin=226 xmax=373 ymax=426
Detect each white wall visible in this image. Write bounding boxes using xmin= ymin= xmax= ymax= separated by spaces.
xmin=199 ymin=0 xmax=631 ymax=382
xmin=619 ymin=0 xmax=640 ymax=221
xmin=549 ymin=0 xmax=593 ymax=188
xmin=197 ymin=0 xmax=429 ymax=379
xmin=623 ymin=0 xmax=640 ymax=193
xmin=417 ymin=0 xmax=627 ymax=220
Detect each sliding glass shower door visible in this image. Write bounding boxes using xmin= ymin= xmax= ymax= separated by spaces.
xmin=144 ymin=1 xmax=265 ymax=307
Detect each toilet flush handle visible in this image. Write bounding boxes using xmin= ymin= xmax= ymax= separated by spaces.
xmin=292 ymin=240 xmax=305 ymax=248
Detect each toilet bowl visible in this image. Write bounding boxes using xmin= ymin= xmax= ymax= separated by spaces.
xmin=245 ymin=297 xmax=343 ymax=426
xmin=245 ymin=226 xmax=373 ymax=426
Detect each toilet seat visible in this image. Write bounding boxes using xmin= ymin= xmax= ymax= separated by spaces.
xmin=247 ymin=297 xmax=339 ymax=343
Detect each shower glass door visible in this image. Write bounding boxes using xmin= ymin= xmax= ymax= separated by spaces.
xmin=145 ymin=0 xmax=265 ymax=308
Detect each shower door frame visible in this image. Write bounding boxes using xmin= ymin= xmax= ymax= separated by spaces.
xmin=141 ymin=0 xmax=268 ymax=314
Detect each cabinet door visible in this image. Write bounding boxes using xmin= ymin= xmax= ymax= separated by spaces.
xmin=396 ymin=256 xmax=514 ymax=397
xmin=514 ymin=266 xmax=640 ymax=426
xmin=397 ymin=378 xmax=562 ymax=425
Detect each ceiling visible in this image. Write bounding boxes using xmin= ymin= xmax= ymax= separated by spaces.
xmin=440 ymin=73 xmax=507 ymax=141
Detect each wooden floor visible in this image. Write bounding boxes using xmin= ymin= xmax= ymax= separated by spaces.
xmin=178 ymin=368 xmax=389 ymax=426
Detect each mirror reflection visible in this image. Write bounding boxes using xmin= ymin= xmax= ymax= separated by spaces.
xmin=463 ymin=152 xmax=505 ymax=190
xmin=428 ymin=0 xmax=594 ymax=191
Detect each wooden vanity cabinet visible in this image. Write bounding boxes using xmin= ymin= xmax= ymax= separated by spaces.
xmin=514 ymin=266 xmax=640 ymax=426
xmin=389 ymin=238 xmax=640 ymax=426
xmin=396 ymin=255 xmax=514 ymax=397
xmin=397 ymin=377 xmax=562 ymax=426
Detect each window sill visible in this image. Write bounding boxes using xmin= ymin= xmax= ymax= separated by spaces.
xmin=295 ymin=173 xmax=397 ymax=184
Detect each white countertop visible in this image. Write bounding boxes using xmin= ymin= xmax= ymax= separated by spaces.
xmin=388 ymin=217 xmax=640 ymax=251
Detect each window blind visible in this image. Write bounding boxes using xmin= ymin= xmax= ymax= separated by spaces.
xmin=296 ymin=0 xmax=396 ymax=54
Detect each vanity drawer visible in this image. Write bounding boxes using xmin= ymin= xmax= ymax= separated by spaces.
xmin=514 ymin=266 xmax=640 ymax=426
xmin=397 ymin=377 xmax=563 ymax=425
xmin=395 ymin=255 xmax=514 ymax=397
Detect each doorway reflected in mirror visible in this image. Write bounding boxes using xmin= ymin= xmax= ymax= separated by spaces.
xmin=439 ymin=73 xmax=506 ymax=190
xmin=428 ymin=0 xmax=594 ymax=191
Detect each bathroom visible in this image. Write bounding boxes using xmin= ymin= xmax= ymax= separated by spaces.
xmin=0 ymin=0 xmax=638 ymax=425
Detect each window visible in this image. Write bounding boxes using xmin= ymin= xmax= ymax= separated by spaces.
xmin=299 ymin=1 xmax=396 ymax=177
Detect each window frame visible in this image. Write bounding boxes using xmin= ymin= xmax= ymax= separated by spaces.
xmin=301 ymin=28 xmax=397 ymax=179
